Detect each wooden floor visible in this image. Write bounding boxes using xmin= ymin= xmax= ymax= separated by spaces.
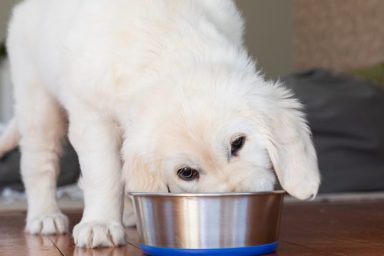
xmin=0 ymin=200 xmax=383 ymax=256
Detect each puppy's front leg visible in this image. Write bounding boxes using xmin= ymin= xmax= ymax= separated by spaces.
xmin=68 ymin=111 xmax=125 ymax=248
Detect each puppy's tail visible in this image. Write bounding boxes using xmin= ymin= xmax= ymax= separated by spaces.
xmin=0 ymin=117 xmax=20 ymax=157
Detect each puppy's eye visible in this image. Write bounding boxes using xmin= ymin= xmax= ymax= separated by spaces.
xmin=231 ymin=136 xmax=246 ymax=156
xmin=177 ymin=167 xmax=199 ymax=181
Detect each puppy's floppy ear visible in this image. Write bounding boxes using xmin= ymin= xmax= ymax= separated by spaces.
xmin=255 ymin=84 xmax=320 ymax=200
xmin=123 ymin=154 xmax=168 ymax=193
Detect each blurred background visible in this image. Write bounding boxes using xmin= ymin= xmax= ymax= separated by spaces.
xmin=0 ymin=0 xmax=383 ymax=209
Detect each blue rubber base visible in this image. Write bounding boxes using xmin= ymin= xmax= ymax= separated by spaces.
xmin=140 ymin=241 xmax=278 ymax=256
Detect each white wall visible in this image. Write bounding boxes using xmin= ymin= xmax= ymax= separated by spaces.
xmin=236 ymin=0 xmax=294 ymax=79
xmin=0 ymin=60 xmax=12 ymax=122
xmin=0 ymin=1 xmax=18 ymax=122
xmin=0 ymin=0 xmax=17 ymax=42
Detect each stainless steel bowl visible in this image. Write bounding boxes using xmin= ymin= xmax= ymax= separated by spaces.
xmin=130 ymin=191 xmax=285 ymax=256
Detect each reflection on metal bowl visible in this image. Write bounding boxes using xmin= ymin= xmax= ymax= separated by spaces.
xmin=130 ymin=191 xmax=285 ymax=256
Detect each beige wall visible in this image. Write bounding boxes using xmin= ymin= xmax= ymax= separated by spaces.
xmin=293 ymin=0 xmax=384 ymax=72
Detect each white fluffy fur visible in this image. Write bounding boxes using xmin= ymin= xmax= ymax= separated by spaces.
xmin=5 ymin=0 xmax=320 ymax=248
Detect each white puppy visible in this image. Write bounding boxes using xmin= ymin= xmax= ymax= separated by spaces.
xmin=3 ymin=0 xmax=320 ymax=248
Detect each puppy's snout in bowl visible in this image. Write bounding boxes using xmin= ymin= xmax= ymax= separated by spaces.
xmin=129 ymin=191 xmax=285 ymax=256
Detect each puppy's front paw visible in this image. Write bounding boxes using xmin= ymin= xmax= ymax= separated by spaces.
xmin=73 ymin=221 xmax=126 ymax=248
xmin=26 ymin=213 xmax=69 ymax=235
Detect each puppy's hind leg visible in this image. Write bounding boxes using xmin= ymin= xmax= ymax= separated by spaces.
xmin=8 ymin=3 xmax=68 ymax=234
xmin=15 ymin=81 xmax=68 ymax=235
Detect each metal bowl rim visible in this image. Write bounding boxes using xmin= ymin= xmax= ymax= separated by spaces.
xmin=129 ymin=190 xmax=286 ymax=197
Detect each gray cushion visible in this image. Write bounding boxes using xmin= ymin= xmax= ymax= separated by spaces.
xmin=283 ymin=69 xmax=384 ymax=193
xmin=0 ymin=139 xmax=80 ymax=190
